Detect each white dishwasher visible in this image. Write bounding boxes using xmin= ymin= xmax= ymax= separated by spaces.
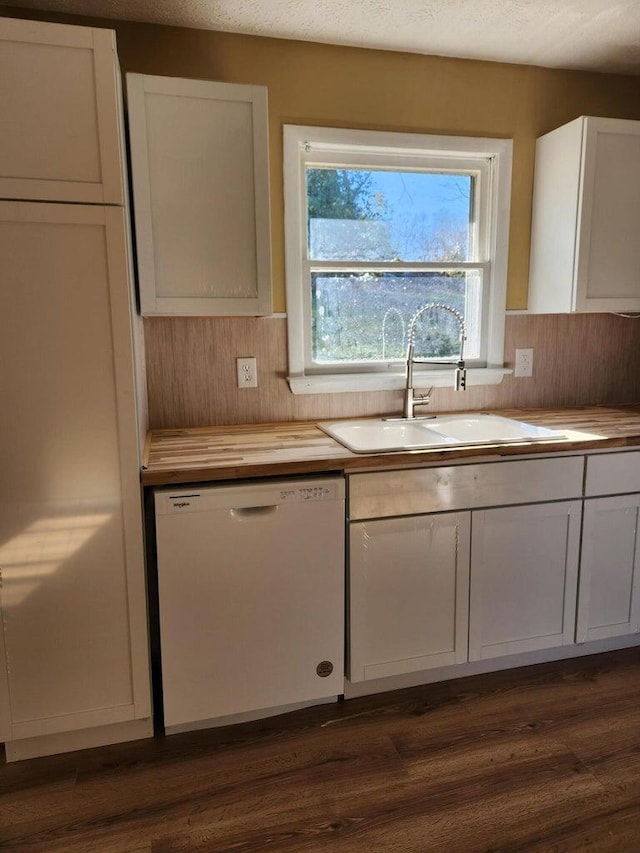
xmin=154 ymin=476 xmax=345 ymax=732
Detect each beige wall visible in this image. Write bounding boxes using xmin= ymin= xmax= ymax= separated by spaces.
xmin=112 ymin=23 xmax=640 ymax=311
xmin=6 ymin=7 xmax=640 ymax=427
xmin=5 ymin=6 xmax=640 ymax=310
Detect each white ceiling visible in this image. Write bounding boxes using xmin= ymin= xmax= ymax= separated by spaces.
xmin=4 ymin=0 xmax=640 ymax=75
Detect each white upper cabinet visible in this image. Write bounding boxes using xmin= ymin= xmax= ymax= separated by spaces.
xmin=0 ymin=16 xmax=125 ymax=204
xmin=528 ymin=116 xmax=640 ymax=313
xmin=126 ymin=73 xmax=273 ymax=316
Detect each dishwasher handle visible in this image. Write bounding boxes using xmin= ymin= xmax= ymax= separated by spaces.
xmin=230 ymin=505 xmax=280 ymax=520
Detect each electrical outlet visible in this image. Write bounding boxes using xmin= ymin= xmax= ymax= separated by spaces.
xmin=236 ymin=357 xmax=258 ymax=388
xmin=514 ymin=347 xmax=534 ymax=378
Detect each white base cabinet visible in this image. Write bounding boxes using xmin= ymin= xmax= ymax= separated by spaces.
xmin=348 ymin=452 xmax=640 ymax=689
xmin=347 ymin=456 xmax=585 ymax=682
xmin=469 ymin=501 xmax=582 ymax=660
xmin=577 ymin=451 xmax=640 ymax=643
xmin=349 ymin=512 xmax=470 ymax=682
xmin=577 ymin=496 xmax=640 ymax=642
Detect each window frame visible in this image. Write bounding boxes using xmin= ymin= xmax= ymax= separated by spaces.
xmin=283 ymin=125 xmax=513 ymax=394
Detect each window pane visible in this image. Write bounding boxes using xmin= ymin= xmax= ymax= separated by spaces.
xmin=311 ymin=271 xmax=481 ymax=364
xmin=307 ymin=168 xmax=473 ymax=262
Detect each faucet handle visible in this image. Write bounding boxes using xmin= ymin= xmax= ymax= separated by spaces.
xmin=415 ymin=386 xmax=434 ymax=404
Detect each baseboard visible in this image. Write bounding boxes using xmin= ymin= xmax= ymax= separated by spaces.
xmin=4 ymin=717 xmax=154 ymax=762
xmin=343 ymin=634 xmax=640 ymax=699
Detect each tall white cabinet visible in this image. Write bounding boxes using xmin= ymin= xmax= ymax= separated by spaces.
xmin=0 ymin=17 xmax=151 ymax=760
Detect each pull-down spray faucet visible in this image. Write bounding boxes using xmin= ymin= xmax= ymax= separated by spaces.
xmin=403 ymin=303 xmax=466 ymax=419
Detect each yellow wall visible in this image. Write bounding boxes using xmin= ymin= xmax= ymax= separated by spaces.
xmin=6 ymin=7 xmax=640 ymax=309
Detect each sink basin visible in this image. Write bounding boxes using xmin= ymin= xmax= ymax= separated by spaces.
xmin=319 ymin=413 xmax=564 ymax=454
xmin=427 ymin=414 xmax=562 ymax=445
xmin=319 ymin=419 xmax=459 ymax=453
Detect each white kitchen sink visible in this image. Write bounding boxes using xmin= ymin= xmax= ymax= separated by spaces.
xmin=319 ymin=419 xmax=459 ymax=453
xmin=427 ymin=414 xmax=563 ymax=444
xmin=319 ymin=413 xmax=564 ymax=454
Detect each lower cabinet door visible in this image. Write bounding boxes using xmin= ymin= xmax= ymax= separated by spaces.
xmin=349 ymin=511 xmax=470 ymax=683
xmin=577 ymin=495 xmax=640 ymax=642
xmin=0 ymin=202 xmax=151 ymax=743
xmin=469 ymin=501 xmax=582 ymax=661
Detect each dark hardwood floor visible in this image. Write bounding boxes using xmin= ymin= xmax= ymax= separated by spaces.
xmin=2 ymin=647 xmax=640 ymax=852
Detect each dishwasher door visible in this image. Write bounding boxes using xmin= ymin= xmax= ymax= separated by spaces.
xmin=154 ymin=477 xmax=345 ymax=731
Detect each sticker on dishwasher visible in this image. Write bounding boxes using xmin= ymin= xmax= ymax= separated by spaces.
xmin=279 ymin=486 xmax=335 ymax=501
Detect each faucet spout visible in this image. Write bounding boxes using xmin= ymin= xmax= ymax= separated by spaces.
xmin=402 ymin=303 xmax=466 ymax=419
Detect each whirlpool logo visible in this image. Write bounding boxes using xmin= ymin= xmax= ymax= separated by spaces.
xmin=172 ymin=501 xmax=191 ymax=509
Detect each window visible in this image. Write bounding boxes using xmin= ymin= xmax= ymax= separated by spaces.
xmin=283 ymin=125 xmax=513 ymax=394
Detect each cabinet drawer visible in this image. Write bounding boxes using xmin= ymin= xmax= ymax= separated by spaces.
xmin=349 ymin=456 xmax=584 ymax=520
xmin=585 ymin=451 xmax=640 ymax=496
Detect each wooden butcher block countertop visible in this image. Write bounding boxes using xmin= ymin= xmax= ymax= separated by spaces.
xmin=142 ymin=405 xmax=640 ymax=487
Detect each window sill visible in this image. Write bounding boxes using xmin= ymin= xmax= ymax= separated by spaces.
xmin=287 ymin=367 xmax=512 ymax=395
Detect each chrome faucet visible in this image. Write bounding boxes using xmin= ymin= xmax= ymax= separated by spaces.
xmin=403 ymin=303 xmax=467 ymax=419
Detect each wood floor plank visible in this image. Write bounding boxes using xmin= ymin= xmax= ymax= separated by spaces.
xmin=152 ymin=760 xmax=628 ymax=853
xmin=545 ymin=703 xmax=640 ymax=797
xmin=1 ymin=649 xmax=639 ymax=853
xmin=0 ymin=751 xmax=77 ymax=797
xmin=0 ymin=776 xmax=76 ymax=829
xmin=448 ymin=647 xmax=640 ymax=703
xmin=447 ymin=649 xmax=640 ymax=732
xmin=506 ymin=798 xmax=640 ymax=853
xmin=1 ymin=729 xmax=407 ymax=851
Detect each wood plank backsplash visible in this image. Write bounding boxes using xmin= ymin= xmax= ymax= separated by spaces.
xmin=143 ymin=314 xmax=640 ymax=429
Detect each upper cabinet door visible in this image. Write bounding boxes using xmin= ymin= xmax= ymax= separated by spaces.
xmin=528 ymin=116 xmax=640 ymax=314
xmin=0 ymin=17 xmax=125 ymax=204
xmin=126 ymin=73 xmax=273 ymax=316
xmin=575 ymin=118 xmax=640 ymax=312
